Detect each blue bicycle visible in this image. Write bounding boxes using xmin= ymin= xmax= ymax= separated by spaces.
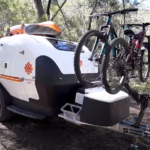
xmin=74 ymin=8 xmax=138 ymax=87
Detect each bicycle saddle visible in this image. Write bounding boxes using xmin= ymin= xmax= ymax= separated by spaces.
xmin=124 ymin=29 xmax=135 ymax=36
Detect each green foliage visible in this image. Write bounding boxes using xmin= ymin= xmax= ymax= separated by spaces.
xmin=0 ymin=0 xmax=121 ymax=39
xmin=0 ymin=0 xmax=37 ymax=35
xmin=0 ymin=0 xmax=149 ymax=42
xmin=54 ymin=0 xmax=121 ymax=41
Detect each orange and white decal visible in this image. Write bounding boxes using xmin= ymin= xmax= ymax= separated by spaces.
xmin=0 ymin=74 xmax=22 ymax=82
xmin=24 ymin=62 xmax=33 ymax=75
xmin=0 ymin=75 xmax=35 ymax=84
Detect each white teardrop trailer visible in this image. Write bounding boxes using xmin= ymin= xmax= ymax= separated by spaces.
xmin=0 ymin=21 xmax=150 ymax=144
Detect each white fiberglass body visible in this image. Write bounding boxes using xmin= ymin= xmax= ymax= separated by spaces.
xmin=0 ymin=33 xmax=97 ymax=102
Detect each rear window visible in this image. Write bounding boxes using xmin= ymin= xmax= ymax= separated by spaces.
xmin=47 ymin=39 xmax=84 ymax=52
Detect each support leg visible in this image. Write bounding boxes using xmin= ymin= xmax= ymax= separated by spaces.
xmin=134 ymin=107 xmax=146 ymax=128
xmin=129 ymin=137 xmax=139 ymax=150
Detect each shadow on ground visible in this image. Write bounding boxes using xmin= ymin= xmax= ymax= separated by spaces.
xmin=0 ymin=99 xmax=148 ymax=150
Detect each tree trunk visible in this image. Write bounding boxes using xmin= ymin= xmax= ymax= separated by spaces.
xmin=33 ymin=0 xmax=45 ymax=21
xmin=47 ymin=0 xmax=51 ymax=20
xmin=122 ymin=0 xmax=125 ymax=24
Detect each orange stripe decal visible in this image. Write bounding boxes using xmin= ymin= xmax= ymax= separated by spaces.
xmin=0 ymin=75 xmax=35 ymax=83
xmin=0 ymin=77 xmax=22 ymax=82
xmin=1 ymin=74 xmax=20 ymax=79
xmin=0 ymin=75 xmax=21 ymax=82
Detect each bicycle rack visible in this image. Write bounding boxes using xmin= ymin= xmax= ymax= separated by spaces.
xmin=59 ymin=83 xmax=150 ymax=141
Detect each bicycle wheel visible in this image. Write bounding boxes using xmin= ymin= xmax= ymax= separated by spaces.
xmin=139 ymin=48 xmax=150 ymax=82
xmin=74 ymin=30 xmax=105 ymax=87
xmin=101 ymin=38 xmax=128 ymax=94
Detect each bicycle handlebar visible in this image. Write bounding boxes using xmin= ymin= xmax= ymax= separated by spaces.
xmin=111 ymin=8 xmax=138 ymax=15
xmin=122 ymin=8 xmax=138 ymax=13
xmin=120 ymin=24 xmax=142 ymax=27
xmin=120 ymin=23 xmax=150 ymax=28
xmin=144 ymin=22 xmax=150 ymax=27
xmin=89 ymin=8 xmax=138 ymax=18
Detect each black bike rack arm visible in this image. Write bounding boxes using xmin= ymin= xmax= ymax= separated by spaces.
xmin=124 ymin=83 xmax=149 ymax=128
xmin=124 ymin=83 xmax=140 ymax=105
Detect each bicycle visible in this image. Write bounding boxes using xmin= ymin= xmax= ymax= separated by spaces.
xmin=74 ymin=8 xmax=138 ymax=88
xmin=101 ymin=23 xmax=150 ymax=94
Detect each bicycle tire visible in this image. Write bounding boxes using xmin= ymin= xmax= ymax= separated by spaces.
xmin=139 ymin=50 xmax=150 ymax=82
xmin=74 ymin=30 xmax=105 ymax=87
xmin=101 ymin=38 xmax=128 ymax=94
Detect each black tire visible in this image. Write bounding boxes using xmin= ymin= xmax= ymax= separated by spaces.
xmin=101 ymin=38 xmax=128 ymax=94
xmin=139 ymin=50 xmax=150 ymax=82
xmin=74 ymin=30 xmax=105 ymax=87
xmin=0 ymin=87 xmax=13 ymax=122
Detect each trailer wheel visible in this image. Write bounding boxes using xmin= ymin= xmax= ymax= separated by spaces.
xmin=0 ymin=89 xmax=13 ymax=122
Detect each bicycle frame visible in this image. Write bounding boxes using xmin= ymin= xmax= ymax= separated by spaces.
xmin=89 ymin=8 xmax=138 ymax=62
xmin=91 ymin=15 xmax=127 ymax=60
xmin=125 ymin=30 xmax=146 ymax=66
xmin=99 ymin=16 xmax=117 ymax=56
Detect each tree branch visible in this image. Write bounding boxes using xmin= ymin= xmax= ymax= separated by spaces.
xmin=88 ymin=0 xmax=99 ymax=31
xmin=55 ymin=0 xmax=71 ymax=40
xmin=51 ymin=0 xmax=67 ymax=21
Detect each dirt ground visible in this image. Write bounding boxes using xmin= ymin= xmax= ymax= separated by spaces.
xmin=0 ymin=99 xmax=150 ymax=150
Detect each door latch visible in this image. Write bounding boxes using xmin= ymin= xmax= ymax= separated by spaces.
xmin=19 ymin=50 xmax=24 ymax=55
xmin=19 ymin=77 xmax=24 ymax=81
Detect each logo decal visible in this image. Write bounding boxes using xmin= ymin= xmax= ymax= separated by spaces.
xmin=24 ymin=62 xmax=33 ymax=75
